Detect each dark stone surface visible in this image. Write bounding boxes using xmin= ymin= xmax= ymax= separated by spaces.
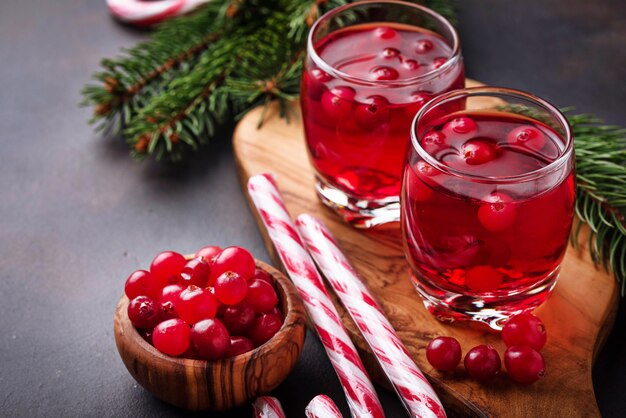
xmin=0 ymin=1 xmax=623 ymax=416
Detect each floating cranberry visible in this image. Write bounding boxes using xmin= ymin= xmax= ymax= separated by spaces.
xmin=426 ymin=337 xmax=462 ymax=371
xmin=421 ymin=131 xmax=447 ymax=155
xmin=124 ymin=269 xmax=157 ymax=299
xmin=415 ymin=160 xmax=438 ymax=177
xmin=478 ymin=192 xmax=517 ymax=232
xmin=159 ymin=284 xmax=185 ymax=319
xmin=403 ymin=59 xmax=420 ymax=71
xmin=306 ymin=68 xmax=332 ymax=100
xmin=190 ymin=319 xmax=230 ymax=361
xmin=177 ymin=285 xmax=218 ymax=324
xmin=370 ymin=66 xmax=399 ymax=81
xmin=244 ymin=279 xmax=279 ymax=313
xmin=504 ymin=346 xmax=545 ymax=384
xmin=226 ymin=336 xmax=255 ymax=357
xmin=415 ymin=39 xmax=433 ymax=53
xmin=251 ymin=268 xmax=273 ymax=286
xmin=249 ymin=314 xmax=282 ymax=346
xmin=445 ymin=117 xmax=477 ymax=135
xmin=150 ymin=251 xmax=186 ymax=288
xmin=354 ymin=95 xmax=390 ymax=131
xmin=180 ymin=257 xmax=210 ymax=287
xmin=461 ymin=139 xmax=496 ymax=165
xmin=215 ymin=271 xmax=248 ymax=306
xmin=153 ymin=318 xmax=190 ymax=357
xmin=222 ymin=304 xmax=256 ymax=335
xmin=128 ymin=296 xmax=161 ymax=330
xmin=432 ymin=57 xmax=448 ymax=69
xmin=195 ymin=245 xmax=222 ymax=262
xmin=464 ymin=345 xmax=501 ymax=381
xmin=382 ymin=47 xmax=400 ymax=59
xmin=321 ymin=86 xmax=355 ymax=120
xmin=465 ymin=265 xmax=503 ymax=292
xmin=373 ymin=27 xmax=398 ymax=41
xmin=507 ymin=126 xmax=546 ymax=151
xmin=502 ymin=313 xmax=547 ymax=350
xmin=209 ymin=246 xmax=256 ymax=283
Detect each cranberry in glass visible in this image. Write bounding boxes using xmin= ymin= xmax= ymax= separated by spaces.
xmin=150 ymin=251 xmax=186 ymax=288
xmin=461 ymin=139 xmax=497 ymax=165
xmin=249 ymin=314 xmax=282 ymax=346
xmin=222 ymin=304 xmax=256 ymax=335
xmin=354 ymin=95 xmax=390 ymax=131
xmin=415 ymin=39 xmax=433 ymax=53
xmin=215 ymin=272 xmax=248 ymax=306
xmin=426 ymin=337 xmax=462 ymax=371
xmin=245 ymin=279 xmax=278 ymax=313
xmin=502 ymin=313 xmax=547 ymax=350
xmin=445 ymin=117 xmax=477 ymax=135
xmin=478 ymin=192 xmax=517 ymax=232
xmin=464 ymin=345 xmax=501 ymax=381
xmin=128 ymin=296 xmax=160 ymax=330
xmin=209 ymin=246 xmax=256 ymax=283
xmin=124 ymin=269 xmax=157 ymax=299
xmin=465 ymin=265 xmax=503 ymax=293
xmin=507 ymin=126 xmax=546 ymax=151
xmin=152 ymin=318 xmax=190 ymax=357
xmin=373 ymin=27 xmax=398 ymax=41
xmin=190 ymin=319 xmax=230 ymax=361
xmin=177 ymin=285 xmax=218 ymax=324
xmin=226 ymin=336 xmax=255 ymax=357
xmin=370 ymin=66 xmax=399 ymax=81
xmin=321 ymin=86 xmax=355 ymax=121
xmin=504 ymin=345 xmax=545 ymax=384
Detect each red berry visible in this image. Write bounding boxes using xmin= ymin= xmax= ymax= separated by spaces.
xmin=267 ymin=306 xmax=284 ymax=320
xmin=215 ymin=272 xmax=248 ymax=306
xmin=421 ymin=131 xmax=447 ymax=155
xmin=209 ymin=246 xmax=256 ymax=283
xmin=373 ymin=27 xmax=398 ymax=41
xmin=251 ymin=268 xmax=273 ymax=286
xmin=159 ymin=284 xmax=185 ymax=319
xmin=128 ymin=296 xmax=161 ymax=330
xmin=461 ymin=139 xmax=496 ymax=165
xmin=504 ymin=346 xmax=545 ymax=384
xmin=354 ymin=95 xmax=390 ymax=130
xmin=403 ymin=59 xmax=420 ymax=71
xmin=502 ymin=313 xmax=547 ymax=350
xmin=124 ymin=270 xmax=157 ymax=299
xmin=222 ymin=304 xmax=256 ymax=335
xmin=465 ymin=265 xmax=503 ymax=292
xmin=306 ymin=68 xmax=332 ymax=100
xmin=177 ymin=285 xmax=218 ymax=324
xmin=244 ymin=279 xmax=279 ymax=313
xmin=382 ymin=47 xmax=400 ymax=59
xmin=190 ymin=319 xmax=230 ymax=361
xmin=150 ymin=251 xmax=186 ymax=288
xmin=464 ymin=345 xmax=501 ymax=381
xmin=426 ymin=337 xmax=462 ymax=371
xmin=415 ymin=39 xmax=433 ymax=53
xmin=195 ymin=245 xmax=222 ymax=262
xmin=321 ymin=87 xmax=355 ymax=120
xmin=478 ymin=192 xmax=517 ymax=232
xmin=445 ymin=117 xmax=477 ymax=135
xmin=152 ymin=319 xmax=190 ymax=357
xmin=226 ymin=336 xmax=255 ymax=357
xmin=249 ymin=314 xmax=282 ymax=346
xmin=370 ymin=66 xmax=399 ymax=81
xmin=432 ymin=57 xmax=448 ymax=69
xmin=507 ymin=126 xmax=546 ymax=151
xmin=180 ymin=257 xmax=210 ymax=287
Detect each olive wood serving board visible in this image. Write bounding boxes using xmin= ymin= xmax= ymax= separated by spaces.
xmin=233 ymin=80 xmax=618 ymax=417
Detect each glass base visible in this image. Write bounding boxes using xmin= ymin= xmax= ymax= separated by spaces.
xmin=411 ymin=266 xmax=560 ymax=330
xmin=315 ymin=175 xmax=400 ymax=228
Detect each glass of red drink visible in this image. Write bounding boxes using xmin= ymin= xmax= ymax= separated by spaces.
xmin=302 ymin=1 xmax=464 ymax=228
xmin=401 ymin=87 xmax=575 ymax=329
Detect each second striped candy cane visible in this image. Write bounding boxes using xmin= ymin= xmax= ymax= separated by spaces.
xmin=252 ymin=396 xmax=286 ymax=418
xmin=296 ymin=214 xmax=446 ymax=418
xmin=247 ymin=173 xmax=385 ymax=418
xmin=306 ymin=395 xmax=344 ymax=418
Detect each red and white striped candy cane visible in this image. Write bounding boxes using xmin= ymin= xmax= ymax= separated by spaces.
xmin=247 ymin=173 xmax=385 ymax=418
xmin=306 ymin=395 xmax=343 ymax=418
xmin=252 ymin=396 xmax=286 ymax=418
xmin=296 ymin=214 xmax=446 ymax=418
xmin=107 ymin=0 xmax=210 ymax=26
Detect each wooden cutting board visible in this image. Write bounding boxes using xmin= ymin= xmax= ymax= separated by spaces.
xmin=232 ymin=80 xmax=619 ymax=417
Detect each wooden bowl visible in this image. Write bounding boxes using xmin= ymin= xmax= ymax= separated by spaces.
xmin=113 ymin=260 xmax=307 ymax=411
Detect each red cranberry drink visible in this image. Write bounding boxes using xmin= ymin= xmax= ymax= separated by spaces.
xmin=302 ymin=1 xmax=463 ymax=227
xmin=401 ymin=87 xmax=575 ymax=329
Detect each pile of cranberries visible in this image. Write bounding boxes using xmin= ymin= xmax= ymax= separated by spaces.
xmin=124 ymin=246 xmax=284 ymax=360
xmin=426 ymin=313 xmax=547 ymax=385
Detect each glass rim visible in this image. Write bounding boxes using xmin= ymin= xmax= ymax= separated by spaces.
xmin=307 ymin=0 xmax=461 ymax=87
xmin=410 ymin=86 xmax=574 ymax=184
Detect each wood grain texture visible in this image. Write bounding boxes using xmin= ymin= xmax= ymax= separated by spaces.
xmin=233 ymin=80 xmax=619 ymax=417
xmin=113 ymin=261 xmax=307 ymax=411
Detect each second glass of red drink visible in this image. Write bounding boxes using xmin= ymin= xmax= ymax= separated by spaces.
xmin=301 ymin=0 xmax=464 ymax=227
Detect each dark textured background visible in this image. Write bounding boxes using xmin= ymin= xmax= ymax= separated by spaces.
xmin=1 ymin=0 xmax=624 ymax=416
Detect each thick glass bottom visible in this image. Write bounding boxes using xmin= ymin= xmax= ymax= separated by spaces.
xmin=315 ymin=175 xmax=400 ymax=228
xmin=411 ymin=266 xmax=560 ymax=330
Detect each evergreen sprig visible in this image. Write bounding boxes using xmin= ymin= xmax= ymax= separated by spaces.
xmin=82 ymin=1 xmax=626 ymax=289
